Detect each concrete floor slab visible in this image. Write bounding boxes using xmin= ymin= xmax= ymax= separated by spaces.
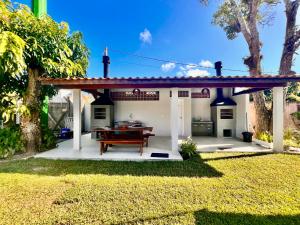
xmin=190 ymin=136 xmax=272 ymax=153
xmin=35 ymin=134 xmax=182 ymax=161
xmin=35 ymin=134 xmax=271 ymax=161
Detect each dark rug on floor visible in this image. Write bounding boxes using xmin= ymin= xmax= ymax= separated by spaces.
xmin=218 ymin=147 xmax=233 ymax=150
xmin=151 ymin=153 xmax=169 ymax=158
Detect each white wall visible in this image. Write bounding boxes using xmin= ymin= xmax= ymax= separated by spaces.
xmin=96 ymin=87 xmax=245 ymax=138
xmin=191 ymin=88 xmax=216 ymax=121
xmin=114 ymin=89 xmax=171 ymax=136
xmin=113 ymin=88 xmax=193 ymax=137
xmin=83 ymin=93 xmax=94 ymax=132
xmin=215 ymin=106 xmax=237 ymax=138
xmin=183 ymin=92 xmax=192 ymax=137
xmin=69 ymin=91 xmax=93 ymax=132
xmin=232 ymin=93 xmax=250 ymax=139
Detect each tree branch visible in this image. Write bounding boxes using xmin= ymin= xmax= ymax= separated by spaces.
xmin=295 ymin=39 xmax=300 ymax=51
xmin=296 ymin=29 xmax=300 ymax=42
xmin=249 ymin=0 xmax=259 ymax=23
xmin=228 ymin=0 xmax=252 ymax=43
xmin=279 ymin=0 xmax=300 ymax=75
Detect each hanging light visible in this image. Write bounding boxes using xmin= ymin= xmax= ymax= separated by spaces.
xmin=132 ymin=88 xmax=141 ymax=95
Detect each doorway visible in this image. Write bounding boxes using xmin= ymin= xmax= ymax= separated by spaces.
xmin=178 ymin=99 xmax=184 ymax=137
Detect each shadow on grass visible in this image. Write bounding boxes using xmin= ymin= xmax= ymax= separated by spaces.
xmin=115 ymin=209 xmax=300 ymax=225
xmin=194 ymin=209 xmax=300 ymax=225
xmin=0 ymin=155 xmax=223 ymax=178
xmin=203 ymin=152 xmax=272 ymax=162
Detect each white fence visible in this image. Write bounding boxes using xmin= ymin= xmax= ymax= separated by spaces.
xmin=64 ymin=117 xmax=73 ymax=130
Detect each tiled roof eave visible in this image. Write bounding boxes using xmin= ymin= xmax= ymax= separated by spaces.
xmin=39 ymin=75 xmax=300 ymax=89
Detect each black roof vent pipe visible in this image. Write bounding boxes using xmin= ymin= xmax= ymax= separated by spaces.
xmin=91 ymin=47 xmax=114 ymax=105
xmin=215 ymin=61 xmax=223 ymax=99
xmin=210 ymin=61 xmax=236 ymax=107
xmin=103 ymin=47 xmax=110 ymax=78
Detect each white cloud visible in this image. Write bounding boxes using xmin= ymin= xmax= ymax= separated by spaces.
xmin=179 ymin=66 xmax=186 ymax=71
xmin=177 ymin=63 xmax=210 ymax=77
xmin=176 ymin=71 xmax=184 ymax=76
xmin=186 ymin=64 xmax=198 ymax=70
xmin=185 ymin=69 xmax=210 ymax=77
xmin=199 ymin=60 xmax=213 ymax=68
xmin=139 ymin=28 xmax=152 ymax=44
xmin=161 ymin=62 xmax=176 ymax=72
xmin=297 ymin=12 xmax=300 ymax=25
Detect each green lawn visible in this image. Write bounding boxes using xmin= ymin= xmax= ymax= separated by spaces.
xmin=0 ymin=153 xmax=299 ymax=225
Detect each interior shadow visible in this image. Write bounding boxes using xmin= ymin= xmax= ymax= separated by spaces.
xmin=194 ymin=209 xmax=300 ymax=225
xmin=0 ymin=155 xmax=223 ymax=178
xmin=203 ymin=152 xmax=272 ymax=162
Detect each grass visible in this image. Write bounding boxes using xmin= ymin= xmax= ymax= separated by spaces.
xmin=0 ymin=153 xmax=299 ymax=224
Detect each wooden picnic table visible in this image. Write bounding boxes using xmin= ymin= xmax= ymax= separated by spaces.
xmin=93 ymin=127 xmax=154 ymax=155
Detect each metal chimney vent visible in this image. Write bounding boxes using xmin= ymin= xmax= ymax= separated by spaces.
xmin=210 ymin=61 xmax=236 ymax=107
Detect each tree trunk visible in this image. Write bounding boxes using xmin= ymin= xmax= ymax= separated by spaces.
xmin=245 ymin=43 xmax=272 ymax=133
xmin=252 ymin=92 xmax=272 ymax=132
xmin=242 ymin=15 xmax=272 ymax=134
xmin=20 ymin=68 xmax=42 ymax=153
xmin=279 ymin=0 xmax=299 ymax=76
xmin=279 ymin=0 xmax=300 ymax=128
xmin=231 ymin=0 xmax=272 ymax=135
xmin=225 ymin=0 xmax=299 ymax=135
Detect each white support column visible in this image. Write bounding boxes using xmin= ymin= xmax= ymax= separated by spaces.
xmin=73 ymin=89 xmax=82 ymax=151
xmin=233 ymin=93 xmax=250 ymax=139
xmin=273 ymin=87 xmax=284 ymax=152
xmin=170 ymin=88 xmax=179 ymax=153
xmin=184 ymin=89 xmax=192 ymax=137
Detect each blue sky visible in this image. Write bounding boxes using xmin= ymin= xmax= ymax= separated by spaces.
xmin=17 ymin=0 xmax=300 ymax=77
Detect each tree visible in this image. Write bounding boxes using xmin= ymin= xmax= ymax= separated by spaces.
xmin=279 ymin=0 xmax=300 ymax=75
xmin=201 ymin=0 xmax=300 ymax=134
xmin=0 ymin=1 xmax=89 ymax=152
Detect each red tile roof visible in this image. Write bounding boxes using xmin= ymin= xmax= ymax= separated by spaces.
xmin=40 ymin=74 xmax=300 ymax=80
xmin=40 ymin=75 xmax=300 ymax=89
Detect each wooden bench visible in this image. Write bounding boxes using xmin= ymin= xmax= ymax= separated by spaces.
xmin=99 ymin=139 xmax=144 ymax=156
xmin=143 ymin=133 xmax=155 ymax=147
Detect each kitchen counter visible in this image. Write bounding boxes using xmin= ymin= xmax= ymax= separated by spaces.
xmin=192 ymin=121 xmax=214 ymax=136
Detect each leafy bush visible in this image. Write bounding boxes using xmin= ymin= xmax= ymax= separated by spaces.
xmin=257 ymin=129 xmax=300 ymax=148
xmin=284 ymin=128 xmax=300 ymax=148
xmin=291 ymin=112 xmax=300 ymax=120
xmin=0 ymin=126 xmax=24 ymax=159
xmin=180 ymin=137 xmax=197 ymax=160
xmin=257 ymin=131 xmax=273 ymax=143
xmin=284 ymin=128 xmax=293 ymax=140
xmin=41 ymin=126 xmax=57 ymax=151
xmin=284 ymin=139 xmax=300 ymax=148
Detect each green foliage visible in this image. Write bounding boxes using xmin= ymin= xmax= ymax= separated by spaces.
xmin=257 ymin=131 xmax=273 ymax=143
xmin=284 ymin=128 xmax=293 ymax=140
xmin=180 ymin=137 xmax=197 ymax=159
xmin=259 ymin=83 xmax=299 ymax=102
xmin=284 ymin=128 xmax=300 ymax=148
xmin=284 ymin=139 xmax=300 ymax=148
xmin=286 ymin=82 xmax=300 ymax=102
xmin=0 ymin=0 xmax=89 ymax=121
xmin=291 ymin=111 xmax=300 ymax=120
xmin=257 ymin=129 xmax=300 ymax=148
xmin=1 ymin=93 xmax=29 ymax=122
xmin=212 ymin=1 xmax=243 ymax=40
xmin=0 ymin=125 xmax=24 ymax=158
xmin=0 ymin=2 xmax=89 ymax=77
xmin=0 ymin=31 xmax=26 ymax=76
xmin=41 ymin=125 xmax=57 ymax=151
xmin=287 ymin=93 xmax=300 ymax=102
xmin=212 ymin=0 xmax=279 ymax=40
